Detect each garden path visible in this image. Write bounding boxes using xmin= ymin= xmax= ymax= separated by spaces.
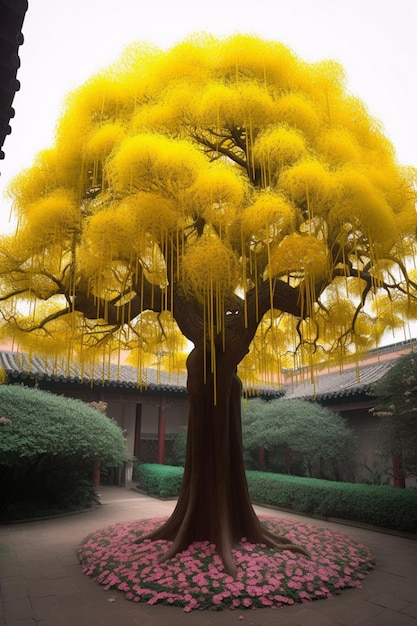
xmin=0 ymin=484 xmax=416 ymax=625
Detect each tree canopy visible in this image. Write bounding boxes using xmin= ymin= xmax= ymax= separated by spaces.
xmin=242 ymin=397 xmax=357 ymax=479
xmin=1 ymin=34 xmax=416 ymax=383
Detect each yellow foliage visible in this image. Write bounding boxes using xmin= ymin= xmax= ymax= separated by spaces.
xmin=140 ymin=35 xmax=216 ymax=93
xmin=109 ymin=133 xmax=204 ymax=196
xmin=80 ymin=207 xmax=134 ymax=268
xmin=269 ymin=233 xmax=329 ymax=279
xmin=122 ymin=192 xmax=179 ymax=237
xmin=79 ymin=202 xmax=170 ymax=289
xmin=279 ymin=158 xmax=336 ymax=217
xmin=60 ymin=73 xmax=135 ymax=131
xmin=188 ymin=165 xmax=245 ymax=230
xmin=215 ymin=34 xmax=297 ymax=88
xmin=273 ymin=93 xmax=320 ymax=139
xmin=181 ymin=235 xmax=239 ymax=303
xmin=241 ymin=192 xmax=296 ymax=244
xmin=7 ymin=305 xmax=86 ymax=360
xmin=253 ymin=125 xmax=306 ymax=181
xmin=332 ymin=168 xmax=396 ymax=248
xmin=315 ymin=128 xmax=362 ymax=165
xmin=235 ymin=83 xmax=275 ymax=128
xmin=366 ymin=165 xmax=417 ymax=216
xmin=8 ymin=149 xmax=63 ymax=210
xmin=309 ymin=59 xmax=347 ymax=93
xmin=19 ymin=188 xmax=80 ymax=244
xmin=125 ymin=310 xmax=188 ymax=364
xmin=84 ymin=123 xmax=125 ymax=161
xmin=131 ymin=100 xmax=180 ymax=134
xmin=3 ymin=33 xmax=417 ymax=380
xmin=197 ymin=83 xmax=243 ymax=128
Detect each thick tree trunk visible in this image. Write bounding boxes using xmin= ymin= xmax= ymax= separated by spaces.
xmin=139 ymin=347 xmax=307 ymax=576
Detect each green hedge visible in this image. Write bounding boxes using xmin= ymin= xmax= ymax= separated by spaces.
xmin=136 ymin=464 xmax=184 ymax=499
xmin=136 ymin=464 xmax=417 ymax=532
xmin=246 ymin=471 xmax=417 ymax=533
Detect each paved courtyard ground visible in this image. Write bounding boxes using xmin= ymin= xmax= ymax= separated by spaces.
xmin=1 ymin=485 xmax=416 ymax=626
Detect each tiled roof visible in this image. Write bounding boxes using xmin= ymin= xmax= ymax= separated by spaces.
xmin=0 ymin=349 xmax=395 ymax=401
xmin=0 ymin=350 xmax=188 ymax=394
xmin=283 ymin=360 xmax=394 ymax=401
xmin=0 ymin=350 xmax=283 ymax=398
xmin=0 ymin=0 xmax=28 ymax=160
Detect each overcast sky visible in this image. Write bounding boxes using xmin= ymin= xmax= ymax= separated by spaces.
xmin=1 ymin=0 xmax=416 ymax=233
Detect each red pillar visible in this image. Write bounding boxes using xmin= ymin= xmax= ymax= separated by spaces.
xmin=157 ymin=398 xmax=166 ymax=464
xmin=92 ymin=462 xmax=100 ymax=487
xmin=392 ymin=455 xmax=405 ymax=488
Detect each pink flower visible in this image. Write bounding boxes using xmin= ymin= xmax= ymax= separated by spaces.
xmin=78 ymin=514 xmax=374 ymax=612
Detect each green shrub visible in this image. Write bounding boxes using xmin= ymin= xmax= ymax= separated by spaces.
xmin=136 ymin=463 xmax=184 ymax=498
xmin=246 ymin=471 xmax=417 ymax=532
xmin=171 ymin=429 xmax=187 ymax=466
xmin=242 ymin=398 xmax=357 ymax=481
xmin=134 ymin=464 xmax=417 ymax=532
xmin=0 ymin=384 xmax=128 ymax=520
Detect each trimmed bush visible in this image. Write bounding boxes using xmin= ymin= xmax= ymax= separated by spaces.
xmin=242 ymin=398 xmax=357 ymax=480
xmin=171 ymin=429 xmax=187 ymax=466
xmin=246 ymin=471 xmax=417 ymax=532
xmin=0 ymin=384 xmax=128 ymax=520
xmin=136 ymin=463 xmax=184 ymax=498
xmin=135 ymin=464 xmax=417 ymax=533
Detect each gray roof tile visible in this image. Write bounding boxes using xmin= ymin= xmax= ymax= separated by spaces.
xmin=0 ymin=350 xmax=187 ymax=392
xmin=0 ymin=350 xmax=398 ymax=400
xmin=283 ymin=361 xmax=394 ymax=400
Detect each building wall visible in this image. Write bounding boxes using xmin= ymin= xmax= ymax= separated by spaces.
xmin=106 ymin=397 xmax=189 ymax=460
xmin=106 ymin=401 xmax=137 ymax=457
xmin=340 ymin=408 xmax=389 ymax=484
xmin=336 ymin=405 xmax=416 ymax=488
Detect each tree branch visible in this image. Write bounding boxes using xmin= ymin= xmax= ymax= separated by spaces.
xmin=189 ymin=129 xmax=248 ymax=169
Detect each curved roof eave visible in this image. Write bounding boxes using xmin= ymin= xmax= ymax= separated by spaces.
xmin=0 ymin=350 xmax=283 ymax=397
xmin=0 ymin=0 xmax=28 ymax=161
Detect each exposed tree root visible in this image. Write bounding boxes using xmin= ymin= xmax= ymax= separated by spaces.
xmin=136 ymin=516 xmax=310 ymax=578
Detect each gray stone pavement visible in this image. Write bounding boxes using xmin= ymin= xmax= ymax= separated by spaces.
xmin=0 ymin=484 xmax=416 ymax=626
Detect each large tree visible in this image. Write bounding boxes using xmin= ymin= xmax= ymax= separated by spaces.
xmin=1 ymin=35 xmax=416 ymax=574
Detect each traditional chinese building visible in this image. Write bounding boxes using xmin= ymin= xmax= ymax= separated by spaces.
xmin=1 ymin=339 xmax=416 ymax=486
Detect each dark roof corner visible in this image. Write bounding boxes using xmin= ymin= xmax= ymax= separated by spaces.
xmin=0 ymin=0 xmax=28 ymax=162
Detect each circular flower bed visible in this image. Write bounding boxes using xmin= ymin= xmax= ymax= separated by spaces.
xmin=78 ymin=516 xmax=375 ymax=612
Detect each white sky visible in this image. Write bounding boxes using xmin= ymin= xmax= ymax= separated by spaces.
xmin=0 ymin=0 xmax=416 ymax=234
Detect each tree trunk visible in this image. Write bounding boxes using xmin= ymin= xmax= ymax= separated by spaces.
xmin=138 ymin=347 xmax=307 ymax=576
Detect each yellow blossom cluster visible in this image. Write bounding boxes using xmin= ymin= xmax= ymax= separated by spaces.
xmin=2 ymin=33 xmax=416 ymax=379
